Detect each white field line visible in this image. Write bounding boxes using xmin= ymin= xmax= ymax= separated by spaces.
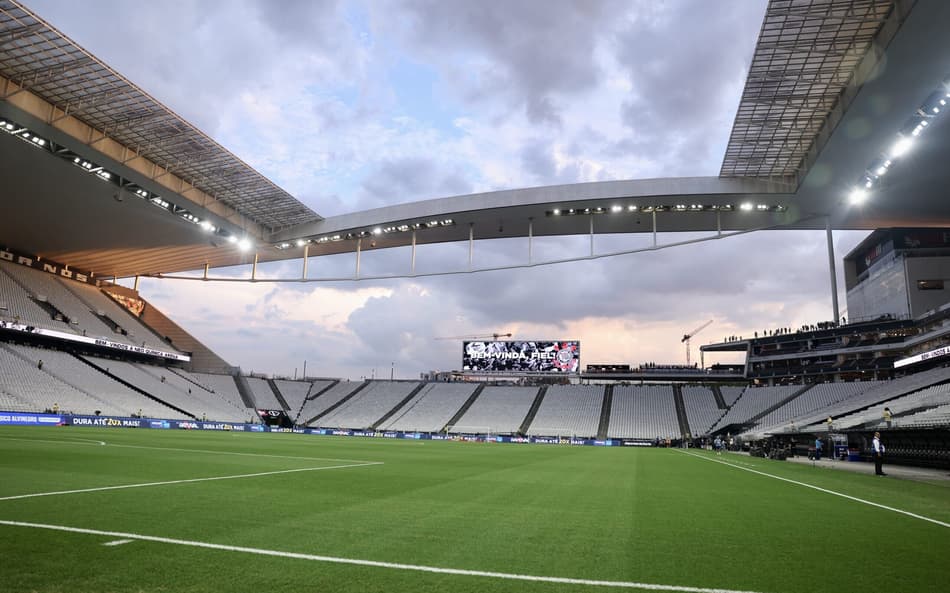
xmin=0 ymin=519 xmax=766 ymax=593
xmin=0 ymin=435 xmax=379 ymax=464
xmin=679 ymin=450 xmax=949 ymax=529
xmin=0 ymin=461 xmax=382 ymax=502
xmin=102 ymin=539 xmax=133 ymax=546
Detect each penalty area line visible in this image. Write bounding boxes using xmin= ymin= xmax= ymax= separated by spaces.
xmin=0 ymin=519 xmax=766 ymax=593
xmin=679 ymin=450 xmax=949 ymax=529
xmin=0 ymin=461 xmax=383 ymax=502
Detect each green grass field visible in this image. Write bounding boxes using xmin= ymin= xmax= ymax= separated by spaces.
xmin=0 ymin=425 xmax=947 ymax=593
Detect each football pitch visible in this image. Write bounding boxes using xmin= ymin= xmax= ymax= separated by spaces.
xmin=0 ymin=426 xmax=947 ymax=593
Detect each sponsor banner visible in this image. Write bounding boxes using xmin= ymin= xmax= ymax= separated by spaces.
xmin=462 ymin=340 xmax=580 ymax=373
xmin=0 ymin=319 xmax=190 ymax=362
xmin=0 ymin=246 xmax=97 ymax=285
xmin=71 ymin=415 xmax=143 ymax=428
xmin=1 ymin=413 xmax=621 ymax=448
xmin=895 ymin=345 xmax=950 ymax=369
xmin=199 ymin=422 xmax=244 ymax=431
xmin=0 ymin=413 xmax=63 ymax=426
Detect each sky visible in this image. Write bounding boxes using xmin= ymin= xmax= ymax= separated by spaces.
xmin=26 ymin=0 xmax=870 ymax=380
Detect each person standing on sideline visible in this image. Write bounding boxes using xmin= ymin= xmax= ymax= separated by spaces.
xmin=883 ymin=407 xmax=893 ymax=429
xmin=872 ymin=431 xmax=886 ymax=476
xmin=814 ymin=436 xmax=822 ymax=460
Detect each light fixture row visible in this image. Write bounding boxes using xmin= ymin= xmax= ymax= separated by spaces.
xmin=274 ymin=219 xmax=456 ymax=250
xmin=547 ymin=203 xmax=786 ymax=216
xmin=0 ymin=115 xmax=253 ymax=251
xmin=849 ymin=81 xmax=949 ymax=204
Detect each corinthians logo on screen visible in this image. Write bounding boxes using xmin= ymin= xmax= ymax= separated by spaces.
xmin=462 ymin=341 xmax=580 ymax=373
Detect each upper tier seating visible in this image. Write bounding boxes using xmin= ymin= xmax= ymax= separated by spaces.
xmin=317 ymin=381 xmax=421 ymax=429
xmin=378 ymin=382 xmax=477 ymax=432
xmin=681 ymin=386 xmax=722 ymax=436
xmin=527 ymin=384 xmax=603 ymax=438
xmin=608 ymin=385 xmax=679 ymax=439
xmin=451 ymin=386 xmax=538 ymax=434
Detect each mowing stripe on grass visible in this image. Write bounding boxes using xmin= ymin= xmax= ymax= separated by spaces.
xmin=0 ymin=461 xmax=382 ymax=502
xmin=0 ymin=435 xmax=379 ymax=464
xmin=680 ymin=451 xmax=949 ymax=529
xmin=0 ymin=519 xmax=766 ymax=593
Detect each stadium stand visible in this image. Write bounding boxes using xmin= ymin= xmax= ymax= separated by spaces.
xmin=0 ymin=344 xmax=128 ymax=417
xmin=316 ymin=381 xmax=420 ymax=430
xmin=0 ymin=265 xmax=73 ymax=332
xmin=719 ymin=386 xmax=745 ymax=407
xmin=608 ymin=385 xmax=680 ymax=440
xmin=681 ymin=386 xmax=722 ymax=436
xmin=526 ymin=384 xmax=603 ymax=438
xmin=377 ymin=382 xmax=477 ymax=433
xmin=449 ymin=386 xmax=538 ymax=435
xmin=274 ymin=379 xmax=326 ymax=416
xmin=789 ymin=365 xmax=950 ymax=432
xmin=708 ymin=384 xmax=801 ymax=433
xmin=299 ymin=381 xmax=364 ymax=424
xmin=896 ymin=402 xmax=950 ymax=429
xmin=748 ymin=381 xmax=881 ymax=436
xmin=83 ymin=357 xmax=244 ymax=420
xmin=245 ymin=377 xmax=284 ymax=410
xmin=1 ymin=260 xmax=108 ymax=337
xmin=67 ymin=282 xmax=180 ymax=351
xmin=822 ymin=383 xmax=950 ymax=431
xmin=163 ymin=369 xmax=257 ymax=422
xmin=6 ymin=344 xmax=181 ymax=419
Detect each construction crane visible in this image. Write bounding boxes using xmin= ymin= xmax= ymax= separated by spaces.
xmin=681 ymin=320 xmax=713 ymax=367
xmin=434 ymin=332 xmax=512 ymax=341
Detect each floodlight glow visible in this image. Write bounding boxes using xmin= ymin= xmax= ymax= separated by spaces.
xmin=875 ymin=166 xmax=887 ymax=176
xmin=200 ymin=221 xmax=214 ymax=232
xmin=227 ymin=235 xmax=238 ymax=244
xmin=627 ymin=205 xmax=637 ymax=211
xmin=237 ymin=238 xmax=252 ymax=251
xmin=611 ymin=205 xmax=622 ymax=212
xmin=891 ymin=137 xmax=913 ymax=158
xmin=552 ymin=209 xmax=561 ymax=215
xmin=296 ymin=239 xmax=307 ymax=246
xmin=740 ymin=202 xmax=753 ymax=211
xmin=849 ymin=188 xmax=868 ymax=205
xmin=756 ymin=204 xmax=769 ymax=211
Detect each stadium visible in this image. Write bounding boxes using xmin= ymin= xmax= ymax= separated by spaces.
xmin=1 ymin=1 xmax=949 ymax=592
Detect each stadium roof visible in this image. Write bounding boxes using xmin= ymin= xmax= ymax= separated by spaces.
xmin=720 ymin=0 xmax=902 ymax=180
xmin=0 ymin=0 xmax=321 ymax=233
xmin=1 ymin=0 xmax=949 ymax=280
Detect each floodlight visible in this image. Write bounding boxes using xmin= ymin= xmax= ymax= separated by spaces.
xmin=740 ymin=202 xmax=753 ymax=211
xmin=237 ymin=238 xmax=252 ymax=251
xmin=611 ymin=205 xmax=622 ymax=213
xmin=849 ymin=188 xmax=868 ymax=205
xmin=890 ymin=137 xmax=913 ymax=158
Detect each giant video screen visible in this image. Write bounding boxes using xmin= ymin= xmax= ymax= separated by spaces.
xmin=462 ymin=341 xmax=580 ymax=373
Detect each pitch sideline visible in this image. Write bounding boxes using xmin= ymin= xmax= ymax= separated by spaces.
xmin=0 ymin=461 xmax=383 ymax=502
xmin=679 ymin=450 xmax=949 ymax=529
xmin=0 ymin=518 xmax=766 ymax=593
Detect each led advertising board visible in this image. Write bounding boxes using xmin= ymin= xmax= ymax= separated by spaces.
xmin=462 ymin=341 xmax=580 ymax=373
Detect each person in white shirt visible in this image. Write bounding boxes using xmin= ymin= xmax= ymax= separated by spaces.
xmin=872 ymin=431 xmax=886 ymax=476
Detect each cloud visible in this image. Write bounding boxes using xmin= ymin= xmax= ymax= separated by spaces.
xmin=29 ymin=1 xmax=882 ymax=381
